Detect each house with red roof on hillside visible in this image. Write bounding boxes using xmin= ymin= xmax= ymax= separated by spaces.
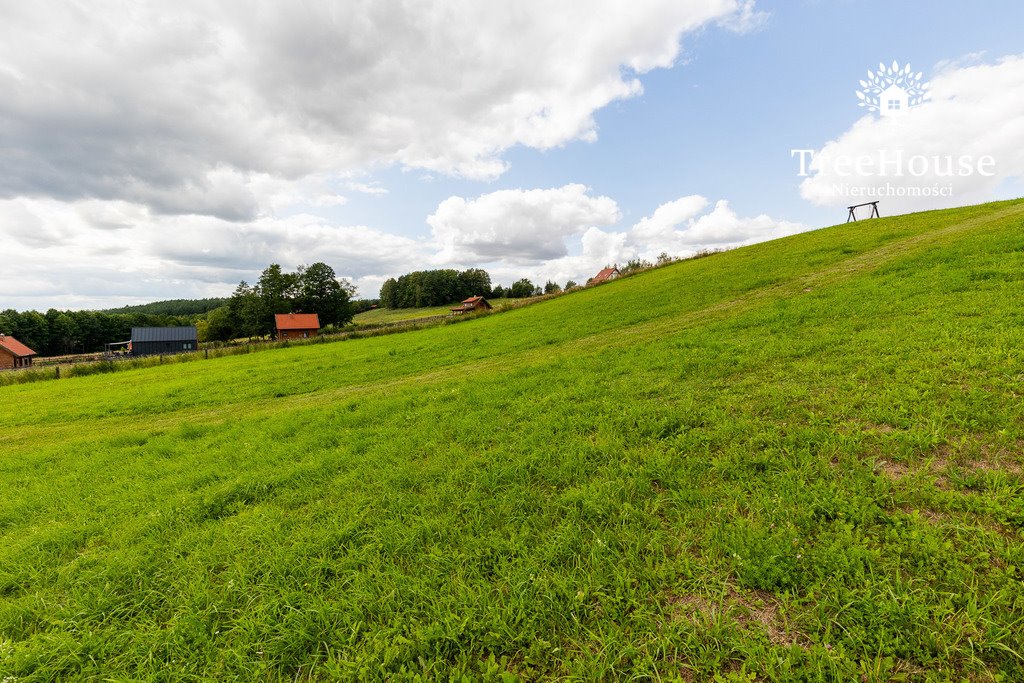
xmin=0 ymin=333 xmax=38 ymax=370
xmin=275 ymin=313 xmax=321 ymax=340
xmin=588 ymin=266 xmax=620 ymax=286
xmin=450 ymin=296 xmax=493 ymax=314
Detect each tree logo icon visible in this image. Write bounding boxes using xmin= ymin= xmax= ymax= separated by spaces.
xmin=856 ymin=61 xmax=929 ymax=117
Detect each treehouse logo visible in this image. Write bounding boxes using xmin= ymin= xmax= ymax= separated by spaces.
xmin=856 ymin=61 xmax=930 ymax=116
xmin=787 ymin=59 xmax=995 ymax=200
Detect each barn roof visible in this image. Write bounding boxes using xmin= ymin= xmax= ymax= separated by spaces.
xmin=0 ymin=334 xmax=37 ymax=357
xmin=275 ymin=313 xmax=320 ymax=330
xmin=130 ymin=326 xmax=198 ymax=343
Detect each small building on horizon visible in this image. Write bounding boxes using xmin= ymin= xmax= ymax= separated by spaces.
xmin=275 ymin=313 xmax=320 ymax=340
xmin=0 ymin=334 xmax=38 ymax=370
xmin=129 ymin=326 xmax=198 ymax=357
xmin=450 ymin=296 xmax=493 ymax=314
xmin=588 ymin=266 xmax=620 ymax=286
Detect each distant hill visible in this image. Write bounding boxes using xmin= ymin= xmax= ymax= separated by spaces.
xmin=102 ymin=298 xmax=229 ymax=316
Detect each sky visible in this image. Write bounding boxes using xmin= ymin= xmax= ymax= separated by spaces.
xmin=1 ymin=0 xmax=1023 ymax=310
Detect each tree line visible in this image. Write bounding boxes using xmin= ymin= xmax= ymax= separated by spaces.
xmin=379 ymin=269 xmax=491 ymax=309
xmin=207 ymin=262 xmax=356 ymax=341
xmin=102 ymin=298 xmax=229 ymax=317
xmin=0 ymin=309 xmax=193 ymax=357
xmin=379 ymin=268 xmax=582 ymax=309
xmin=377 ymin=256 xmax=684 ymax=310
xmin=2 ymin=257 xmax=676 ymax=357
xmin=1 ymin=262 xmax=357 ymax=355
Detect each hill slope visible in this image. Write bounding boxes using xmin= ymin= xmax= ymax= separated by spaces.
xmin=2 ymin=200 xmax=1023 ymax=680
xmin=352 ymin=297 xmax=520 ymax=326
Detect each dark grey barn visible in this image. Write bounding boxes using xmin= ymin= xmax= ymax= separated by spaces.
xmin=130 ymin=326 xmax=199 ymax=357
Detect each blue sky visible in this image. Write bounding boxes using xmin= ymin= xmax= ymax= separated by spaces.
xmin=1 ymin=1 xmax=1023 ymax=309
xmin=333 ymin=0 xmax=1024 ymax=234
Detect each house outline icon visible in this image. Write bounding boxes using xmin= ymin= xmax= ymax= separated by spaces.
xmin=879 ymin=83 xmax=909 ymax=116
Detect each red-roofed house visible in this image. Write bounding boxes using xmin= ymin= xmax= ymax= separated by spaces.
xmin=0 ymin=334 xmax=38 ymax=370
xmin=450 ymin=296 xmax=493 ymax=314
xmin=275 ymin=313 xmax=321 ymax=340
xmin=588 ymin=266 xmax=620 ymax=286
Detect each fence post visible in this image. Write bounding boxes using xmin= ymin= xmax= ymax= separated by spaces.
xmin=205 ymin=349 xmax=209 ymax=359
xmin=55 ymin=366 xmax=60 ymax=379
xmin=159 ymin=355 xmax=163 ymax=364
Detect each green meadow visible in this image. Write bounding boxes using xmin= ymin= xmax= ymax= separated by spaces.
xmin=351 ymin=302 xmax=453 ymax=324
xmin=352 ymin=298 xmax=520 ymax=326
xmin=2 ymin=200 xmax=1024 ymax=681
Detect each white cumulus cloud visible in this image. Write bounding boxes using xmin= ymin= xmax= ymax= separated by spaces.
xmin=0 ymin=0 xmax=754 ymax=216
xmin=631 ymin=198 xmax=805 ymax=258
xmin=0 ymin=187 xmax=805 ymax=309
xmin=428 ymin=185 xmax=621 ymax=263
xmin=0 ymin=1 xmax=774 ymax=308
xmin=443 ymin=191 xmax=805 ymax=289
xmin=0 ymin=197 xmax=429 ymax=310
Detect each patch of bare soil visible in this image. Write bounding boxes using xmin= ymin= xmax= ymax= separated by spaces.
xmin=932 ymin=435 xmax=1023 ymax=476
xmin=896 ymin=505 xmax=947 ymax=525
xmin=668 ymin=586 xmax=809 ymax=649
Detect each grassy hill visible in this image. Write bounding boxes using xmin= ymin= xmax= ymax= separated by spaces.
xmin=352 ymin=297 xmax=520 ymax=326
xmin=2 ymin=200 xmax=1023 ymax=681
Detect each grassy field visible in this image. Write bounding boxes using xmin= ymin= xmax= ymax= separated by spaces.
xmin=352 ymin=298 xmax=520 ymax=326
xmin=2 ymin=200 xmax=1023 ymax=681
